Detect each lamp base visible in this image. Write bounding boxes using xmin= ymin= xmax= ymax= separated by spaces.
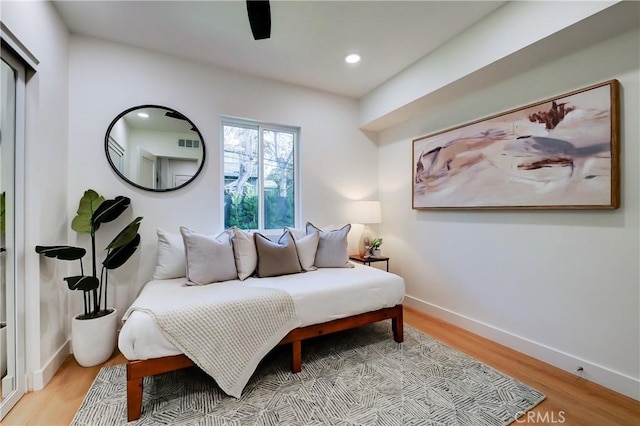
xmin=358 ymin=225 xmax=372 ymax=257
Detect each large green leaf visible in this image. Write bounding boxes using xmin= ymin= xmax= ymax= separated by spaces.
xmin=64 ymin=275 xmax=99 ymax=291
xmin=71 ymin=190 xmax=105 ymax=234
xmin=103 ymin=233 xmax=141 ymax=270
xmin=35 ymin=245 xmax=86 ymax=260
xmin=91 ymin=196 xmax=131 ymax=230
xmin=106 ymin=217 xmax=143 ymax=250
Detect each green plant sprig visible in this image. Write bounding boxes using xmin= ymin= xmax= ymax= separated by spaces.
xmin=370 ymin=238 xmax=383 ymax=250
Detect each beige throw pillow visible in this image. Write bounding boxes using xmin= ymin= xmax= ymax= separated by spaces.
xmin=152 ymin=228 xmax=186 ymax=279
xmin=180 ymin=227 xmax=238 ymax=285
xmin=255 ymin=231 xmax=302 ymax=278
xmin=306 ymin=222 xmax=353 ymax=268
xmin=231 ymin=227 xmax=257 ymax=280
xmin=286 ymin=227 xmax=307 ymax=240
xmin=282 ymin=227 xmax=319 ymax=271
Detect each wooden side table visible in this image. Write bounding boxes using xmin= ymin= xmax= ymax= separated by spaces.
xmin=349 ymin=255 xmax=390 ymax=272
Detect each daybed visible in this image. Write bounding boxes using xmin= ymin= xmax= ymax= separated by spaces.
xmin=118 ymin=224 xmax=405 ymax=421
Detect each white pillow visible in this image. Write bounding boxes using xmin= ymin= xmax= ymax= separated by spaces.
xmin=180 ymin=227 xmax=238 ymax=285
xmin=282 ymin=227 xmax=319 ymax=271
xmin=231 ymin=227 xmax=257 ymax=280
xmin=152 ymin=228 xmax=186 ymax=279
xmin=306 ymin=222 xmax=353 ymax=268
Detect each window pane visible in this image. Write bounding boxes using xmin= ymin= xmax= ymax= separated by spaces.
xmin=223 ymin=124 xmax=259 ymax=229
xmin=263 ymin=129 xmax=295 ymax=229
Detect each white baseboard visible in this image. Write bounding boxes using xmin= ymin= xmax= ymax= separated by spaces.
xmin=404 ymin=295 xmax=640 ymax=401
xmin=31 ymin=339 xmax=70 ymax=391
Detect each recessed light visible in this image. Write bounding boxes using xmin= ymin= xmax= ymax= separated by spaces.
xmin=137 ymin=112 xmax=149 ymax=118
xmin=345 ymin=53 xmax=361 ymax=64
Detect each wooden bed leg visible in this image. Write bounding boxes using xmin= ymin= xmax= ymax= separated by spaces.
xmin=127 ymin=375 xmax=143 ymax=421
xmin=392 ymin=307 xmax=404 ymax=343
xmin=291 ymin=340 xmax=302 ymax=373
xmin=125 ymin=355 xmax=196 ymax=421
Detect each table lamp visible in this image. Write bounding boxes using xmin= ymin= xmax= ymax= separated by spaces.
xmin=349 ymin=201 xmax=382 ymax=257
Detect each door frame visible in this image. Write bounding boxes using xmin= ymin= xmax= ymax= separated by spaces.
xmin=0 ymin=38 xmax=28 ymax=420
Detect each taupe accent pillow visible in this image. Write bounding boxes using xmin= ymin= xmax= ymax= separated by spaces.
xmin=180 ymin=227 xmax=238 ymax=285
xmin=281 ymin=228 xmax=319 ymax=271
xmin=231 ymin=227 xmax=257 ymax=280
xmin=306 ymin=222 xmax=353 ymax=268
xmin=255 ymin=231 xmax=302 ymax=278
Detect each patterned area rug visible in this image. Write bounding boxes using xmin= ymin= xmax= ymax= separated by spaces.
xmin=72 ymin=323 xmax=545 ymax=425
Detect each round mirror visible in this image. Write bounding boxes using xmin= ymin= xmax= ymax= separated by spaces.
xmin=105 ymin=105 xmax=206 ymax=192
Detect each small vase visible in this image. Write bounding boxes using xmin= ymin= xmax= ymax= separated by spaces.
xmin=372 ymin=249 xmax=381 ymax=258
xmin=71 ymin=308 xmax=118 ymax=367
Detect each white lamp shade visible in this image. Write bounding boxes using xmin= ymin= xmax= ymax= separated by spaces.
xmin=349 ymin=201 xmax=382 ymax=224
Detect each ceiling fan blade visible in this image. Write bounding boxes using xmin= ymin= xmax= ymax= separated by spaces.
xmin=246 ymin=0 xmax=271 ymax=40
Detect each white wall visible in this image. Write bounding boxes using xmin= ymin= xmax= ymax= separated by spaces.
xmin=1 ymin=0 xmax=70 ymax=389
xmin=377 ymin=28 xmax=640 ymax=399
xmin=127 ymin=127 xmax=201 ymax=185
xmin=67 ymin=36 xmax=378 ymax=320
xmin=359 ymin=0 xmax=620 ymax=130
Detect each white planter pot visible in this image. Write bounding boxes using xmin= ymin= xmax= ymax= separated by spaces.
xmin=71 ymin=309 xmax=118 ymax=367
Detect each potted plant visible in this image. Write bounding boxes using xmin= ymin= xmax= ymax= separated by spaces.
xmin=35 ymin=189 xmax=142 ymax=366
xmin=369 ymin=238 xmax=383 ymax=258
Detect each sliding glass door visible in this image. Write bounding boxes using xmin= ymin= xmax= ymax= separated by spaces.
xmin=0 ymin=46 xmax=26 ymax=419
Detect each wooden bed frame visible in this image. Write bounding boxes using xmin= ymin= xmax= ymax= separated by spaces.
xmin=125 ymin=304 xmax=404 ymax=421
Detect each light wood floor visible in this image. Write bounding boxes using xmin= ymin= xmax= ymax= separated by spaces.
xmin=4 ymin=306 xmax=639 ymax=425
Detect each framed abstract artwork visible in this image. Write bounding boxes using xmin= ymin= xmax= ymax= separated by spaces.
xmin=412 ymin=80 xmax=620 ymax=210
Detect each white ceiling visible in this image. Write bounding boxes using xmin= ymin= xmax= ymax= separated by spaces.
xmin=52 ymin=0 xmax=506 ymax=98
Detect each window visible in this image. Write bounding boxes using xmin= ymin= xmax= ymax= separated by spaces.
xmin=222 ymin=118 xmax=299 ymax=231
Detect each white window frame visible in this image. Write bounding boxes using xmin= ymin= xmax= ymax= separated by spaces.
xmin=220 ymin=116 xmax=300 ymax=233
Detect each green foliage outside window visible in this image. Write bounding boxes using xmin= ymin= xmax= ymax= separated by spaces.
xmin=224 ymin=185 xmax=258 ymax=230
xmin=224 ymin=183 xmax=294 ymax=230
xmin=264 ymin=187 xmax=294 ymax=230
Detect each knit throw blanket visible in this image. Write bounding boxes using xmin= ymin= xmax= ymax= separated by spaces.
xmin=123 ymin=281 xmax=300 ymax=398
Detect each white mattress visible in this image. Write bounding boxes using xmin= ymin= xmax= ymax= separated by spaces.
xmin=118 ymin=263 xmax=405 ymax=360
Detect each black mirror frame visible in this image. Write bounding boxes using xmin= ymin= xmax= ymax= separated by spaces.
xmin=104 ymin=104 xmax=206 ymax=192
